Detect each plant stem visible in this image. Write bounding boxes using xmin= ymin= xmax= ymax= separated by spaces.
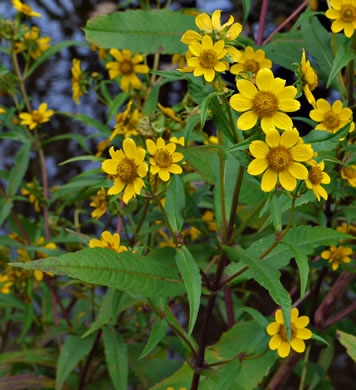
xmin=257 ymin=0 xmax=269 ymax=45
xmin=153 ymin=193 xmax=178 ymax=244
xmin=218 ymin=130 xmax=227 ymax=240
xmin=298 ymin=344 xmax=311 ymax=390
xmin=132 ymin=199 xmax=150 ymax=244
xmin=332 ymin=34 xmax=348 ymax=99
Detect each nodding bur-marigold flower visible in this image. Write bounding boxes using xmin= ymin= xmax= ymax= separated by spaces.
xmin=102 ymin=138 xmax=148 ymax=204
xmin=310 ymin=99 xmax=354 ymax=134
xmin=21 ymin=182 xmax=41 ymax=212
xmin=169 ymin=136 xmax=185 ymax=147
xmin=321 ymin=245 xmax=353 ymax=270
xmin=341 ymin=164 xmax=356 ymax=187
xmin=230 ymin=68 xmax=300 ymax=133
xmin=230 ymin=46 xmax=272 ymax=78
xmin=19 ymin=103 xmax=54 ymax=130
xmin=247 ymin=128 xmax=314 ymax=192
xmin=89 ymin=231 xmax=128 ymax=254
xmin=72 ymin=59 xmax=85 ymax=104
xmin=146 ymin=137 xmax=184 ymax=181
xmin=111 ymin=100 xmax=140 ymax=139
xmin=12 ymin=0 xmax=41 ymax=17
xmin=15 ymin=26 xmax=51 ymax=60
xmin=305 ymin=161 xmax=330 ymax=201
xmin=158 ymin=103 xmax=184 ymax=124
xmin=0 ymin=274 xmax=13 ymax=294
xmin=325 ymin=0 xmax=356 ymax=38
xmin=267 ymin=308 xmax=312 ymax=358
xmin=90 ymin=188 xmax=108 ymax=219
xmin=300 ymin=49 xmax=318 ymax=107
xmin=106 ymin=49 xmax=149 ymax=91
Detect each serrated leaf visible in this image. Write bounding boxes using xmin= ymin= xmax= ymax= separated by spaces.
xmin=216 ymin=360 xmax=241 ymax=390
xmin=224 ymin=246 xmax=292 ymax=340
xmin=84 ymin=10 xmax=196 ymax=54
xmin=337 ymin=330 xmax=356 ymax=362
xmin=103 ymin=325 xmax=128 ymax=390
xmin=139 ymin=318 xmax=168 ymax=359
xmin=175 ymin=246 xmax=201 ymax=335
xmin=11 ymin=248 xmax=185 ymax=298
xmin=165 ymin=175 xmax=185 ymax=233
xmin=327 ymin=44 xmax=356 ymax=87
xmin=184 ymin=114 xmax=200 ymax=151
xmin=56 ymin=334 xmax=96 ymax=390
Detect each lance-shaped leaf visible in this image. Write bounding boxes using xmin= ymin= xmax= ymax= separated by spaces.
xmin=11 ymin=248 xmax=185 ymax=298
xmin=175 ymin=246 xmax=201 ymax=335
xmin=337 ymin=330 xmax=356 ymax=363
xmin=84 ymin=10 xmax=196 ymax=54
xmin=139 ymin=318 xmax=169 ymax=359
xmin=165 ymin=175 xmax=185 ymax=233
xmin=327 ymin=44 xmax=356 ymax=87
xmin=224 ymin=246 xmax=292 ymax=340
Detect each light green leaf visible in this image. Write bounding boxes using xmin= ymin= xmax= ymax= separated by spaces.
xmin=201 ymin=92 xmax=222 ymax=128
xmin=11 ymin=248 xmax=185 ymax=298
xmin=59 ymin=155 xmax=103 ymax=166
xmin=84 ymin=10 xmax=196 ymax=54
xmin=0 ymin=198 xmax=13 ymax=227
xmin=224 ymin=246 xmax=292 ymax=340
xmin=175 ymin=246 xmax=201 ymax=335
xmin=327 ymin=44 xmax=356 ymax=87
xmin=312 ymin=332 xmax=330 ymax=347
xmin=216 ymin=360 xmax=241 ymax=390
xmin=337 ymin=330 xmax=356 ymax=362
xmin=103 ymin=325 xmax=128 ymax=390
xmin=241 ymin=0 xmax=251 ymax=24
xmin=139 ymin=318 xmax=168 ymax=359
xmin=165 ymin=175 xmax=185 ymax=233
xmin=184 ymin=146 xmax=217 ymax=183
xmin=56 ymin=334 xmax=96 ymax=390
xmin=184 ymin=114 xmax=200 ymax=151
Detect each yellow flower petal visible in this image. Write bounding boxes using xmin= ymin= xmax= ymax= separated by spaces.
xmin=267 ymin=322 xmax=280 ymax=335
xmin=261 ymin=169 xmax=277 ymax=192
xmin=296 ymin=328 xmax=312 ymax=340
xmin=256 ymin=68 xmax=274 ymax=91
xmin=230 ymin=94 xmax=253 ymax=112
xmin=278 ymin=342 xmax=291 ymax=358
xmin=123 ymin=138 xmax=136 ymax=159
xmin=237 ymin=111 xmax=258 ymax=130
xmin=236 ymin=79 xmax=258 ymax=98
xmin=279 ymin=170 xmax=297 ymax=191
xmin=291 ymin=338 xmax=305 ymax=353
xmin=288 ymin=162 xmax=308 ymax=180
xmin=280 ymin=128 xmax=299 ymax=148
xmin=269 ymin=334 xmax=282 ymax=350
xmin=249 ymin=140 xmax=269 ymax=159
xmin=247 ymin=158 xmax=268 ymax=175
xmin=266 ymin=129 xmax=280 ymax=148
xmin=295 ymin=316 xmax=310 ymax=328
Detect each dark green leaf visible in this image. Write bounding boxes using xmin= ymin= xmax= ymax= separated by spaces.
xmin=216 ymin=360 xmax=242 ymax=390
xmin=107 ymin=92 xmax=129 ymax=123
xmin=59 ymin=111 xmax=112 ymax=134
xmin=241 ymin=0 xmax=251 ymax=24
xmin=183 ymin=114 xmax=200 ymax=151
xmin=0 ymin=198 xmax=13 ymax=227
xmin=139 ymin=319 xmax=169 ymax=359
xmin=327 ymin=44 xmax=356 ymax=87
xmin=165 ymin=175 xmax=185 ymax=233
xmin=201 ymin=92 xmax=222 ymax=128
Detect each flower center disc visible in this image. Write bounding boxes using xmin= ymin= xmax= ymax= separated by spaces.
xmin=155 ymin=149 xmax=172 ymax=168
xmin=32 ymin=111 xmax=43 ymax=123
xmin=267 ymin=147 xmax=292 ymax=172
xmin=244 ymin=60 xmax=259 ymax=74
xmin=340 ymin=5 xmax=355 ymax=22
xmin=199 ymin=49 xmax=218 ymax=69
xmin=117 ymin=158 xmax=137 ymax=183
xmin=309 ymin=166 xmax=323 ymax=185
xmin=324 ymin=111 xmax=340 ymax=130
xmin=120 ymin=60 xmax=134 ymax=75
xmin=279 ymin=324 xmax=297 ymax=342
xmin=252 ymin=91 xmax=279 ymax=118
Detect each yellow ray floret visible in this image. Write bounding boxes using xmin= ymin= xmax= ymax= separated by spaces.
xmin=305 ymin=161 xmax=330 ymax=201
xmin=300 ymin=49 xmax=318 ymax=107
xmin=325 ymin=0 xmax=356 ymax=38
xmin=12 ymin=0 xmax=41 ymax=17
xmin=89 ymin=231 xmax=127 ymax=254
xmin=19 ymin=103 xmax=54 ymax=130
xmin=321 ymin=246 xmax=353 ymax=270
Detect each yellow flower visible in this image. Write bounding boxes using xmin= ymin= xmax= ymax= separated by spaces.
xmin=340 ymin=164 xmax=356 ymax=187
xmin=15 ymin=26 xmax=50 ymax=60
xmin=0 ymin=108 xmax=6 ymax=114
xmin=267 ymin=308 xmax=312 ymax=358
xmin=202 ymin=210 xmax=216 ymax=231
xmin=90 ymin=188 xmax=108 ymax=219
xmin=72 ymin=59 xmax=85 ymax=104
xmin=325 ymin=0 xmax=356 ymax=38
xmin=230 ymin=68 xmax=300 ymax=133
xmin=203 ymin=135 xmax=218 ymax=145
xmin=21 ymin=182 xmax=41 ymax=212
xmin=182 ymin=226 xmax=201 ymax=241
xmin=0 ymin=274 xmax=13 ymax=294
xmin=12 ymin=0 xmax=41 ymax=17
xmin=19 ymin=103 xmax=54 ymax=130
xmin=170 ymin=136 xmax=185 ymax=147
xmin=106 ymin=49 xmax=149 ymax=91
xmin=300 ymin=49 xmax=318 ymax=107
xmin=337 ymin=222 xmax=356 ymax=243
xmin=305 ymin=161 xmax=330 ymax=201
xmin=187 ymin=35 xmax=227 ymax=82
xmin=321 ymin=245 xmax=353 ymax=270
xmin=230 ymin=46 xmax=272 ymax=78
xmin=172 ymin=53 xmax=186 ymax=68
xmin=310 ymin=99 xmax=354 ymax=134
xmin=146 ymin=138 xmax=184 ymax=181
xmin=247 ymin=128 xmax=313 ymax=192
xmin=102 ymin=138 xmax=148 ymax=204
xmin=90 ymin=44 xmax=107 ymax=60
xmin=89 ymin=231 xmax=127 ymax=253
xmin=158 ymin=103 xmax=184 ymax=123
xmin=111 ymin=101 xmax=140 ymax=139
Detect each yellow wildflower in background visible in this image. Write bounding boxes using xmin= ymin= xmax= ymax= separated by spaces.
xmin=300 ymin=49 xmax=318 ymax=107
xmin=15 ymin=26 xmax=50 ymax=59
xmin=267 ymin=308 xmax=312 ymax=358
xmin=172 ymin=53 xmax=186 ymax=68
xmin=341 ymin=164 xmax=356 ymax=187
xmin=203 ymin=135 xmax=218 ymax=145
xmin=111 ymin=101 xmax=140 ymax=139
xmin=325 ymin=0 xmax=356 ymax=38
xmin=158 ymin=103 xmax=184 ymax=123
xmin=0 ymin=274 xmax=13 ymax=294
xmin=90 ymin=43 xmax=107 ymax=60
xmin=0 ymin=108 xmax=6 ymax=114
xmin=305 ymin=161 xmax=330 ymax=201
xmin=90 ymin=188 xmax=108 ymax=219
xmin=102 ymin=138 xmax=148 ymax=204
xmin=247 ymin=128 xmax=313 ymax=192
xmin=321 ymin=246 xmax=353 ymax=270
xmin=230 ymin=46 xmax=272 ymax=78
xmin=202 ymin=210 xmax=216 ymax=231
xmin=12 ymin=0 xmax=41 ymax=17
xmin=19 ymin=103 xmax=54 ymax=130
xmin=337 ymin=222 xmax=356 ymax=243
xmin=310 ymin=99 xmax=354 ymax=134
xmin=72 ymin=59 xmax=84 ymax=104
xmin=89 ymin=231 xmax=127 ymax=253
xmin=170 ymin=136 xmax=185 ymax=147
xmin=21 ymin=182 xmax=41 ymax=212
xmin=146 ymin=138 xmax=184 ymax=181
xmin=230 ymin=68 xmax=300 ymax=133
xmin=106 ymin=49 xmax=149 ymax=91
xmin=187 ymin=35 xmax=227 ymax=82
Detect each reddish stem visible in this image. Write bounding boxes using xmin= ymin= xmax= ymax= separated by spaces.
xmin=116 ymin=200 xmax=125 ymax=234
xmin=257 ymin=0 xmax=270 ymax=45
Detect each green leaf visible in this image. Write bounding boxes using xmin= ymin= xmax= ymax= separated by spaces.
xmin=145 ymin=79 xmax=170 ymax=114
xmin=165 ymin=175 xmax=185 ymax=233
xmin=107 ymin=92 xmax=129 ymax=123
xmin=327 ymin=44 xmax=356 ymax=87
xmin=216 ymin=360 xmax=242 ymax=390
xmin=201 ymin=92 xmax=222 ymax=128
xmin=224 ymin=246 xmax=292 ymax=340
xmin=226 ymin=133 xmax=259 ymax=153
xmin=59 ymin=155 xmax=103 ymax=166
xmin=337 ymin=330 xmax=356 ymax=362
xmin=6 ymin=142 xmax=32 ymax=197
xmin=139 ymin=318 xmax=168 ymax=359
xmin=312 ymin=332 xmax=330 ymax=347
xmin=184 ymin=114 xmax=200 ymax=151
xmin=59 ymin=112 xmax=112 ymax=134
xmin=44 ymin=134 xmax=91 ymax=154
xmin=84 ymin=10 xmax=196 ymax=54
xmin=184 ymin=146 xmax=217 ymax=183
xmin=269 ymin=194 xmax=282 ymax=232
xmin=19 ymin=303 xmax=35 ymax=341
xmin=26 ymin=41 xmax=90 ymax=78
xmin=11 ymin=248 xmax=185 ymax=298
xmin=0 ymin=349 xmax=56 ymax=368
xmin=0 ymin=375 xmax=55 ymax=390
xmin=56 ymin=334 xmax=96 ymax=390
xmin=239 ymin=306 xmax=269 ymax=328
xmin=175 ymin=246 xmax=201 ymax=335
xmin=103 ymin=325 xmax=128 ymax=390
xmin=241 ymin=0 xmax=251 ymax=24
xmin=0 ymin=198 xmax=13 ymax=227
xmin=82 ymin=288 xmax=115 ymax=338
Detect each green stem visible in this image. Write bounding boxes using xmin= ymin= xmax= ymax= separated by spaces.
xmin=153 ymin=194 xmax=178 ymax=244
xmin=218 ymin=130 xmax=227 ymax=240
xmin=298 ymin=344 xmax=311 ymax=390
xmin=332 ymin=34 xmax=348 ymax=99
xmin=131 ymin=200 xmax=150 ymax=244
